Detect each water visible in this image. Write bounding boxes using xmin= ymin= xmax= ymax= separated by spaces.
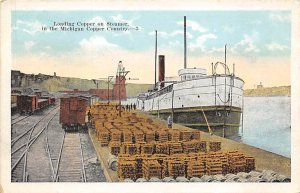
xmin=240 ymin=96 xmax=291 ymax=158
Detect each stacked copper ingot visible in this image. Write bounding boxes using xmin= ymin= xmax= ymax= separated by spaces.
xmin=118 ymin=159 xmax=136 ymax=181
xmin=168 ymin=129 xmax=180 ymax=141
xmin=155 ymin=143 xmax=170 ymax=155
xmin=227 ymin=151 xmax=247 ymax=174
xmin=109 ymin=142 xmax=122 ymax=156
xmin=122 ymin=129 xmax=133 ymax=143
xmin=209 ymin=141 xmax=222 ymax=152
xmin=155 ymin=130 xmax=169 ymax=142
xmin=117 ymin=151 xmax=256 ymax=181
xmin=142 ymin=159 xmax=162 ymax=180
xmin=166 ymin=160 xmax=186 ymax=178
xmin=206 ymin=152 xmax=229 ymax=174
xmin=195 ymin=140 xmax=207 ymax=153
xmin=122 ymin=143 xmax=139 ymax=155
xmin=90 ymin=102 xmax=256 ymax=181
xmin=206 ymin=157 xmax=223 ymax=175
xmin=245 ymin=156 xmax=255 ymax=172
xmin=98 ymin=128 xmax=110 ymax=146
xmin=140 ymin=143 xmax=154 ymax=155
xmin=110 ymin=129 xmax=122 ymax=143
xmin=133 ymin=129 xmax=144 ymax=143
xmin=182 ymin=140 xmax=199 ymax=154
xmin=187 ymin=160 xmax=205 ymax=178
xmin=192 ymin=130 xmax=201 ymax=140
xmin=168 ymin=142 xmax=183 ymax=155
xmin=144 ymin=130 xmax=155 ymax=143
xmin=180 ymin=129 xmax=193 ymax=141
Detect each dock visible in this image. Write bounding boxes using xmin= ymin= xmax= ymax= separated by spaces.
xmin=88 ymin=106 xmax=290 ymax=182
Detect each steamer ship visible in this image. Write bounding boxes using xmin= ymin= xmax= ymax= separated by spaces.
xmin=135 ymin=16 xmax=244 ymax=138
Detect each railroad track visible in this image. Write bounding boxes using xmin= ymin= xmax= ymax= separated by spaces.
xmin=11 ymin=106 xmax=59 ymax=182
xmin=11 ymin=115 xmax=30 ymax=125
xmin=56 ymin=133 xmax=86 ymax=182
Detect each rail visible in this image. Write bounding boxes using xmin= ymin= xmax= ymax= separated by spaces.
xmin=56 ymin=133 xmax=85 ymax=182
xmin=79 ymin=134 xmax=87 ymax=182
xmin=54 ymin=132 xmax=65 ymax=182
xmin=11 ymin=115 xmax=30 ymax=125
xmin=45 ymin=134 xmax=56 ymax=181
xmin=11 ymin=110 xmax=58 ymax=175
xmin=11 ymin=106 xmax=59 ymax=145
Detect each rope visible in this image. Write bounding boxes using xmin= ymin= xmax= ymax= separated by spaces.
xmin=200 ymin=105 xmax=213 ymax=135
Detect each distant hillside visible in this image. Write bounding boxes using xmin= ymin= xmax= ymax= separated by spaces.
xmin=244 ymin=86 xmax=291 ymax=97
xmin=14 ymin=71 xmax=153 ymax=97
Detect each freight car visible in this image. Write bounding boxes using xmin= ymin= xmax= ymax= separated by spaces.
xmin=59 ymin=95 xmax=98 ymax=131
xmin=40 ymin=95 xmax=56 ymax=106
xmin=17 ymin=94 xmax=39 ymax=114
xmin=16 ymin=94 xmax=56 ymax=114
xmin=11 ymin=94 xmax=19 ymax=114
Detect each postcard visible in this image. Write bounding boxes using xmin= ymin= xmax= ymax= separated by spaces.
xmin=1 ymin=0 xmax=300 ymax=193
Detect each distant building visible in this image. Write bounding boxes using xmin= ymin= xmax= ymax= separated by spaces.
xmin=257 ymin=82 xmax=264 ymax=89
xmin=11 ymin=70 xmax=23 ymax=88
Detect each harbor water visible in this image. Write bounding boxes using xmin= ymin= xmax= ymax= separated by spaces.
xmin=240 ymin=96 xmax=291 ymax=158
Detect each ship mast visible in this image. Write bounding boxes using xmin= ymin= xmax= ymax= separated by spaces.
xmin=184 ymin=16 xmax=187 ymax=69
xmin=154 ymin=30 xmax=158 ymax=86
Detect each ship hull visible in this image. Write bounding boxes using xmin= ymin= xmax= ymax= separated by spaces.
xmin=148 ymin=105 xmax=242 ymax=138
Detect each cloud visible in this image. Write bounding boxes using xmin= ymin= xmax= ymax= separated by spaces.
xmin=269 ymin=13 xmax=290 ymax=22
xmin=266 ymin=42 xmax=289 ymax=51
xmin=88 ymin=16 xmax=107 ymax=25
xmin=232 ymin=32 xmax=260 ymax=54
xmin=223 ymin=25 xmax=234 ymax=33
xmin=189 ymin=33 xmax=217 ymax=52
xmin=24 ymin=41 xmax=35 ymax=51
xmin=177 ymin=19 xmax=208 ymax=33
xmin=79 ymin=36 xmax=119 ymax=53
xmin=111 ymin=14 xmax=142 ymax=31
xmin=208 ymin=46 xmax=225 ymax=54
xmin=13 ymin=20 xmax=46 ymax=35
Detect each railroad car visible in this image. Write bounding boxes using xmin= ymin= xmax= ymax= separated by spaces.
xmin=11 ymin=94 xmax=18 ymax=104
xmin=60 ymin=96 xmax=89 ymax=131
xmin=38 ymin=98 xmax=49 ymax=110
xmin=17 ymin=94 xmax=39 ymax=114
xmin=50 ymin=97 xmax=56 ymax=105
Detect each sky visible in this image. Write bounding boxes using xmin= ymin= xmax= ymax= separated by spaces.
xmin=12 ymin=11 xmax=291 ymax=89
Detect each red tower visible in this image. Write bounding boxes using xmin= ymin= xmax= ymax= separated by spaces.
xmin=112 ymin=61 xmax=128 ymax=100
xmin=113 ymin=75 xmax=127 ymax=100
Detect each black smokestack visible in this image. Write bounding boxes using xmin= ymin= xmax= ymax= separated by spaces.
xmin=159 ymin=55 xmax=165 ymax=88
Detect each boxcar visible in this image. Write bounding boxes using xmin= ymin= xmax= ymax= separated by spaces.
xmin=60 ymin=96 xmax=89 ymax=131
xmin=17 ymin=95 xmax=38 ymax=114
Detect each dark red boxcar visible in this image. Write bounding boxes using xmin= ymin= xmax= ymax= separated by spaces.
xmin=59 ymin=96 xmax=88 ymax=130
xmin=17 ymin=95 xmax=38 ymax=114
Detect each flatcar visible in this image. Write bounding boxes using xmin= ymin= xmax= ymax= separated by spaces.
xmin=60 ymin=96 xmax=89 ymax=131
